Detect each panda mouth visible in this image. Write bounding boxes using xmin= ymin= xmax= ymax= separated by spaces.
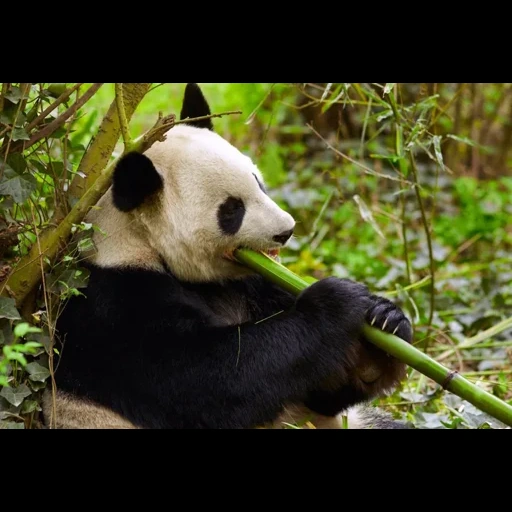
xmin=223 ymin=247 xmax=280 ymax=262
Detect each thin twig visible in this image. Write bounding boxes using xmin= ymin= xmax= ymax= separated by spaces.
xmin=409 ymin=153 xmax=435 ymax=331
xmin=306 ymin=123 xmax=413 ymax=185
xmin=29 ymin=202 xmax=57 ymax=429
xmin=175 ymin=110 xmax=242 ymax=126
xmin=1 ymin=83 xmax=31 ymax=177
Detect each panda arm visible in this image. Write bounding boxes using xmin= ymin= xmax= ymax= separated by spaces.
xmin=232 ymin=277 xmax=411 ymax=419
xmin=303 ymin=294 xmax=413 ymax=417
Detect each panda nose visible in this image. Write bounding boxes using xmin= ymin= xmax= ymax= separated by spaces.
xmin=272 ymin=228 xmax=294 ymax=245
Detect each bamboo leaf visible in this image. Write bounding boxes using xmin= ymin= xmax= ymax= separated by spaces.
xmin=383 ymin=83 xmax=396 ymax=95
xmin=353 ymin=194 xmax=385 ymax=239
xmin=432 ymin=135 xmax=445 ymax=172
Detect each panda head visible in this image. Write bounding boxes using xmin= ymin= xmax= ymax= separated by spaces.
xmin=91 ymin=83 xmax=296 ymax=283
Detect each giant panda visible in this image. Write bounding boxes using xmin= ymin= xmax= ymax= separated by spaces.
xmin=42 ymin=83 xmax=413 ymax=429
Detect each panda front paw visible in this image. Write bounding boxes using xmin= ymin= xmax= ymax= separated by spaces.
xmin=366 ymin=295 xmax=412 ymax=344
xmin=350 ymin=295 xmax=412 ymax=393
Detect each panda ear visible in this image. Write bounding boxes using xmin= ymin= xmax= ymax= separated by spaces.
xmin=112 ymin=152 xmax=164 ymax=212
xmin=179 ymin=83 xmax=214 ymax=131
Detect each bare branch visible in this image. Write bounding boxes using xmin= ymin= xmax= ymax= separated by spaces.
xmin=115 ymin=83 xmax=133 ymax=151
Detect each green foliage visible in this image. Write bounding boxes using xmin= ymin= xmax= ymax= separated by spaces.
xmin=0 ymin=313 xmax=46 ymax=428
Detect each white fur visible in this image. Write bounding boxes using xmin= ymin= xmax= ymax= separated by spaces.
xmin=43 ymin=389 xmax=373 ymax=429
xmin=86 ymin=125 xmax=295 ymax=283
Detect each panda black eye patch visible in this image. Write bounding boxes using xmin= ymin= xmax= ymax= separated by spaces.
xmin=217 ymin=196 xmax=245 ymax=235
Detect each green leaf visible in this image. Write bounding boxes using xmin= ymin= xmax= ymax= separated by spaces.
xmin=3 ymin=346 xmax=27 ymax=366
xmin=49 ymin=127 xmax=68 ymax=139
xmin=29 ymin=159 xmax=49 ymax=175
xmin=15 ymin=341 xmax=43 ymax=353
xmin=0 ymin=384 xmax=31 ymax=407
xmin=29 ymin=380 xmax=47 ymax=391
xmin=7 ymin=154 xmax=27 ymax=174
xmin=353 ymin=194 xmax=385 ymax=239
xmin=25 ymin=361 xmax=50 ymax=382
xmin=446 ymin=134 xmax=477 ymax=147
xmin=0 ymin=319 xmax=14 ymax=344
xmin=13 ymin=322 xmax=42 ymax=339
xmin=0 ymin=108 xmax=26 ymax=127
xmin=12 ymin=127 xmax=30 ymax=141
xmin=0 ymin=421 xmax=24 ymax=429
xmin=4 ymin=87 xmax=23 ymax=104
xmin=0 ymin=168 xmax=37 ymax=203
xmin=0 ymin=297 xmax=21 ymax=320
xmin=21 ymin=399 xmax=41 ymax=414
xmin=77 ymin=237 xmax=95 ymax=253
xmin=47 ymin=83 xmax=67 ymax=97
xmin=383 ymin=83 xmax=396 ymax=95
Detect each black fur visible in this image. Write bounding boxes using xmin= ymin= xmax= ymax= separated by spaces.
xmin=112 ymin=152 xmax=163 ymax=212
xmin=53 ymin=267 xmax=412 ymax=429
xmin=253 ymin=173 xmax=267 ymax=194
xmin=217 ymin=196 xmax=246 ymax=235
xmin=180 ymin=83 xmax=214 ymax=131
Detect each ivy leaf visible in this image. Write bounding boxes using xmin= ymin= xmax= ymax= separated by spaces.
xmin=0 ymin=421 xmax=24 ymax=429
xmin=0 ymin=319 xmax=14 ymax=344
xmin=4 ymin=87 xmax=23 ymax=104
xmin=29 ymin=159 xmax=50 ymax=175
xmin=7 ymin=153 xmax=27 ymax=174
xmin=0 ymin=297 xmax=21 ymax=320
xmin=12 ymin=127 xmax=30 ymax=142
xmin=0 ymin=384 xmax=31 ymax=407
xmin=25 ymin=362 xmax=50 ymax=382
xmin=21 ymin=399 xmax=41 ymax=414
xmin=0 ymin=168 xmax=37 ymax=203
xmin=0 ymin=109 xmax=26 ymax=127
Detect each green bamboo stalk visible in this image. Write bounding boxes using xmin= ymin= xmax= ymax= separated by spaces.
xmin=233 ymin=248 xmax=512 ymax=428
